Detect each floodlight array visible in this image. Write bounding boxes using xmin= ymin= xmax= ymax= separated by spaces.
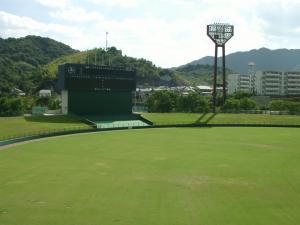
xmin=207 ymin=23 xmax=234 ymax=46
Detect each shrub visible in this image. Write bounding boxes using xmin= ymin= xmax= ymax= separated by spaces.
xmin=48 ymin=99 xmax=61 ymax=110
xmin=268 ymin=100 xmax=300 ymax=114
xmin=0 ymin=97 xmax=23 ymax=116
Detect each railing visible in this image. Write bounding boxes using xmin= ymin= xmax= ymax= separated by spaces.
xmin=0 ymin=125 xmax=92 ymax=142
xmin=96 ymin=121 xmax=149 ymax=129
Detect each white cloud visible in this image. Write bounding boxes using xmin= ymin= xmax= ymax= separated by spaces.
xmin=87 ymin=0 xmax=138 ymax=8
xmin=2 ymin=0 xmax=300 ymax=67
xmin=35 ymin=0 xmax=71 ymax=8
xmin=0 ymin=11 xmax=82 ymax=48
xmin=49 ymin=6 xmax=104 ymax=22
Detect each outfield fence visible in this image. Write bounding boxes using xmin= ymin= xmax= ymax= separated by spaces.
xmin=2 ymin=121 xmax=300 ymax=147
xmin=221 ymin=110 xmax=299 ymax=115
xmin=149 ymin=121 xmax=300 ymax=126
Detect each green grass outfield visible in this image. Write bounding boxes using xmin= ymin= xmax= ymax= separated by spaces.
xmin=0 ymin=115 xmax=90 ymax=140
xmin=1 ymin=127 xmax=300 ymax=225
xmin=142 ymin=112 xmax=300 ymax=125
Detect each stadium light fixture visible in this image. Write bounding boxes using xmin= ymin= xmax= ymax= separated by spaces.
xmin=207 ymin=23 xmax=234 ymax=111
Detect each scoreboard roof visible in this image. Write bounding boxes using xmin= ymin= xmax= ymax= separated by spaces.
xmin=58 ymin=63 xmax=136 ymax=92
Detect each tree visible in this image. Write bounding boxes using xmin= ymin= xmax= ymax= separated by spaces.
xmin=232 ymin=91 xmax=252 ymax=99
xmin=239 ymin=98 xmax=257 ymax=110
xmin=146 ymin=90 xmax=178 ymax=112
xmin=146 ymin=91 xmax=210 ymax=113
xmin=222 ymin=97 xmax=257 ymax=112
xmin=177 ymin=92 xmax=209 ymax=113
xmin=222 ymin=98 xmax=240 ymax=112
xmin=268 ymin=100 xmax=288 ymax=111
xmin=287 ymin=102 xmax=300 ymax=114
xmin=0 ymin=97 xmax=23 ymax=116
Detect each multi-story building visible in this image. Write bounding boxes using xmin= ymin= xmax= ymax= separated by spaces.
xmin=228 ymin=71 xmax=300 ymax=96
xmin=228 ymin=74 xmax=255 ymax=94
xmin=284 ymin=72 xmax=300 ymax=96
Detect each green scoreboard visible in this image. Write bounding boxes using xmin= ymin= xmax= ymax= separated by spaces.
xmin=58 ymin=63 xmax=136 ymax=115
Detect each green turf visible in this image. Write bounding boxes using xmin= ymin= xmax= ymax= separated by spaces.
xmin=0 ymin=115 xmax=90 ymax=140
xmin=142 ymin=112 xmax=300 ymax=125
xmin=1 ymin=127 xmax=300 ymax=225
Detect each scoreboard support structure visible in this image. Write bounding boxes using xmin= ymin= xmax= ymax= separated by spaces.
xmin=57 ymin=63 xmax=136 ymax=116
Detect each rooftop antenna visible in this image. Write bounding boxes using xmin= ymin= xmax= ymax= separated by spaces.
xmin=207 ymin=23 xmax=234 ymax=112
xmin=248 ymin=62 xmax=256 ymax=76
xmin=106 ymin=32 xmax=109 ymax=51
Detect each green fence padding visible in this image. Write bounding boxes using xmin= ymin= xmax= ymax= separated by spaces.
xmin=32 ymin=106 xmax=47 ymax=115
xmin=84 ymin=114 xmax=151 ymax=128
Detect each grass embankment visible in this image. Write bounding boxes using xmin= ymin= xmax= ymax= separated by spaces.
xmin=0 ymin=115 xmax=90 ymax=140
xmin=142 ymin=113 xmax=300 ymax=125
xmin=1 ymin=127 xmax=300 ymax=225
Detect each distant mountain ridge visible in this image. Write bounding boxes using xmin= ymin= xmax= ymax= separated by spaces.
xmin=188 ymin=48 xmax=300 ymax=73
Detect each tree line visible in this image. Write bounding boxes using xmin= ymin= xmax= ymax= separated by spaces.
xmin=146 ymin=90 xmax=300 ymax=114
xmin=0 ymin=95 xmax=60 ymax=116
xmin=146 ymin=91 xmax=210 ymax=113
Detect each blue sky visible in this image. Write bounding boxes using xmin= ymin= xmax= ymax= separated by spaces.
xmin=1 ymin=0 xmax=300 ymax=67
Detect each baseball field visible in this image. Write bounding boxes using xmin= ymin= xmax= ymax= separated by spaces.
xmin=0 ymin=127 xmax=300 ymax=225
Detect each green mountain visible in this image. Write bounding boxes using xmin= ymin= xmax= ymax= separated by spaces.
xmin=172 ymin=64 xmax=232 ymax=85
xmin=0 ymin=35 xmax=78 ymax=93
xmin=189 ymin=48 xmax=300 ymax=73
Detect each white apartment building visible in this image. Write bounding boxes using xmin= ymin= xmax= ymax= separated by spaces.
xmin=228 ymin=71 xmax=300 ymax=96
xmin=285 ymin=72 xmax=300 ymax=96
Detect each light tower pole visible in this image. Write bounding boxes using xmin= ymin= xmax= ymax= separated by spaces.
xmin=105 ymin=31 xmax=109 ymax=51
xmin=106 ymin=31 xmax=110 ymax=65
xmin=207 ymin=23 xmax=234 ymax=112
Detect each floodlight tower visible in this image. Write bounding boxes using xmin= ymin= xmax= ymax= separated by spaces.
xmin=207 ymin=23 xmax=234 ymax=111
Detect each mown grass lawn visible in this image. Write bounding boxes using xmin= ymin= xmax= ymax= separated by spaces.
xmin=1 ymin=127 xmax=300 ymax=225
xmin=0 ymin=115 xmax=90 ymax=140
xmin=142 ymin=112 xmax=300 ymax=125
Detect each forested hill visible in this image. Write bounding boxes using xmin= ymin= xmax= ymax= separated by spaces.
xmin=0 ymin=36 xmax=78 ymax=93
xmin=188 ymin=48 xmax=300 ymax=73
xmin=0 ymin=35 xmax=78 ymax=66
xmin=0 ymin=36 xmax=189 ymax=94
